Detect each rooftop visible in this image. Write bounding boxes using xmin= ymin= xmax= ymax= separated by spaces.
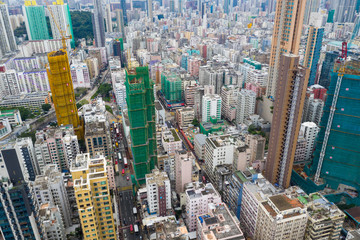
xmin=198 ymin=204 xmax=244 ymax=240
xmin=269 ymin=194 xmax=304 ymax=211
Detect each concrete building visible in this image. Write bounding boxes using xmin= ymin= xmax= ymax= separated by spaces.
xmin=70 ymin=63 xmax=91 ymax=89
xmin=22 ymin=4 xmax=49 ymax=40
xmin=184 ymin=82 xmax=198 ymax=106
xmin=220 ymin=85 xmax=238 ymax=122
xmin=176 ymin=107 xmax=195 ymax=129
xmin=31 ymin=165 xmax=72 ymax=228
xmin=70 ymin=154 xmax=116 ymax=240
xmin=81 ymin=97 xmax=107 ymax=123
xmin=38 ymin=203 xmax=66 ymax=240
xmin=245 ymin=134 xmax=265 ymax=165
xmin=92 ymin=0 xmax=106 ymax=47
xmin=175 ymin=150 xmax=194 ymax=194
xmin=185 ymin=182 xmax=222 ymax=231
xmin=300 ymin=122 xmax=319 ymax=161
xmin=194 ymin=134 xmax=207 ymax=161
xmin=36 ymin=125 xmax=79 ymax=172
xmin=302 ymin=95 xmax=324 ymax=125
xmin=0 ymin=109 xmax=22 ymax=126
xmin=47 ymin=3 xmax=74 ymax=47
xmin=265 ymin=54 xmax=309 ymax=188
xmin=85 ymin=121 xmax=111 ymax=157
xmin=17 ymin=69 xmax=50 ymax=93
xmin=85 ymin=57 xmax=100 ymax=80
xmin=267 ymin=0 xmax=306 ymax=98
xmin=196 ymin=203 xmax=244 ymax=240
xmin=0 ymin=3 xmax=17 ymax=58
xmin=204 ymin=135 xmax=235 ymax=181
xmin=236 ymin=89 xmax=256 ymax=124
xmin=255 ymin=194 xmax=308 ymax=240
xmin=202 ymin=94 xmax=222 ymax=122
xmin=240 ymin=176 xmax=278 ymax=237
xmin=294 ymin=135 xmax=307 ymax=164
xmin=0 ymin=70 xmax=21 ymax=97
xmin=0 ymin=118 xmax=11 ymax=139
xmin=161 ymin=128 xmax=182 ymax=154
xmin=239 ymin=58 xmax=268 ymax=87
xmin=304 ymin=193 xmax=345 ymax=240
xmin=233 ymin=146 xmax=251 ymax=172
xmin=146 ymin=169 xmax=171 ymax=216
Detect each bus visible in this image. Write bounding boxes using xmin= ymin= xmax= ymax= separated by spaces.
xmin=122 ymin=169 xmax=125 ymax=176
xmin=124 ymin=158 xmax=128 ymax=168
xmin=114 ymin=164 xmax=119 ymax=173
xmin=129 ymin=224 xmax=134 ymax=233
xmin=134 ymin=224 xmax=139 ymax=234
xmin=133 ymin=207 xmax=137 ymax=215
xmin=118 ymin=153 xmax=122 ymax=161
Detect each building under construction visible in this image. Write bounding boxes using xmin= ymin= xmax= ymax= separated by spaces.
xmin=47 ymin=49 xmax=83 ymax=138
xmin=309 ymin=59 xmax=360 ymax=194
xmin=126 ymin=66 xmax=157 ymax=184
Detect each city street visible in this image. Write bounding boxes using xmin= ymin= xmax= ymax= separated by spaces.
xmin=110 ymin=122 xmax=142 ymax=240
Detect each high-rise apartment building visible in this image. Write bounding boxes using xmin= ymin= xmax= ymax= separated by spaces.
xmin=0 ymin=3 xmax=17 ymax=58
xmin=70 ymin=153 xmax=116 ymax=240
xmin=35 ymin=125 xmax=79 ymax=172
xmin=310 ymin=59 xmax=360 ymax=192
xmin=300 ymin=122 xmax=319 ymax=161
xmin=334 ymin=0 xmax=357 ymax=23
xmin=92 ymin=0 xmax=106 ymax=47
xmin=47 ymin=49 xmax=83 ymax=138
xmin=236 ymin=89 xmax=256 ymax=124
xmin=23 ymin=2 xmax=50 ymax=40
xmin=126 ymin=66 xmax=157 ymax=184
xmin=145 ymin=169 xmax=171 ymax=216
xmin=161 ymin=72 xmax=182 ymax=103
xmin=319 ymin=51 xmax=338 ymax=89
xmin=48 ymin=2 xmax=75 ymax=48
xmin=266 ymin=0 xmax=306 ymax=98
xmin=120 ymin=0 xmax=127 ymax=25
xmin=176 ymin=107 xmax=195 ymax=128
xmin=175 ymin=150 xmax=193 ymax=193
xmin=303 ymin=0 xmax=320 ymax=25
xmin=255 ymin=194 xmax=308 ymax=239
xmin=185 ymin=182 xmax=222 ymax=231
xmin=32 ymin=164 xmax=72 ymax=228
xmin=265 ymin=54 xmax=309 ymax=188
xmin=202 ymin=94 xmax=221 ymax=122
xmin=303 ymin=26 xmax=324 ymax=86
xmin=70 ymin=63 xmax=91 ymax=89
xmin=38 ymin=203 xmax=66 ymax=240
xmin=85 ymin=121 xmax=111 ymax=157
xmin=220 ymin=85 xmax=238 ymax=122
xmin=115 ymin=9 xmax=125 ymax=40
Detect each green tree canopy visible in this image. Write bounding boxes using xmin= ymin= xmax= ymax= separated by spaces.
xmin=42 ymin=103 xmax=51 ymax=112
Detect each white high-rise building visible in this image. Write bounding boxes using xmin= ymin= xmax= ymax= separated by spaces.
xmin=70 ymin=63 xmax=91 ymax=89
xmin=220 ymin=85 xmax=238 ymax=122
xmin=32 ymin=164 xmax=72 ymax=228
xmin=47 ymin=3 xmax=74 ymax=47
xmin=34 ymin=138 xmax=52 ymax=175
xmin=146 ymin=169 xmax=171 ymax=216
xmin=0 ymin=3 xmax=17 ymax=58
xmin=204 ymin=135 xmax=235 ymax=181
xmin=38 ymin=203 xmax=66 ymax=240
xmin=17 ymin=70 xmax=50 ymax=93
xmin=236 ymin=89 xmax=256 ymax=124
xmin=300 ymin=122 xmax=319 ymax=161
xmin=202 ymin=94 xmax=222 ymax=122
xmin=0 ymin=70 xmax=21 ymax=97
xmin=184 ymin=182 xmax=222 ymax=231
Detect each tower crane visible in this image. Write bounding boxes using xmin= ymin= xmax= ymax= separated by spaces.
xmin=46 ymin=2 xmax=72 ymax=50
xmin=314 ymin=15 xmax=360 ymax=183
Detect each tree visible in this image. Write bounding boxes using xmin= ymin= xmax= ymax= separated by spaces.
xmin=14 ymin=22 xmax=27 ymax=39
xmin=105 ymin=105 xmax=113 ymax=114
xmin=42 ymin=104 xmax=51 ymax=112
xmin=192 ymin=118 xmax=200 ymax=127
xmin=19 ymin=130 xmax=36 ymax=143
xmin=70 ymin=11 xmax=94 ymax=42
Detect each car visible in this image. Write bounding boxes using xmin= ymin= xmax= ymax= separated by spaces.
xmin=115 ymin=161 xmax=118 ymax=164
xmin=126 ymin=176 xmax=130 ymax=181
xmin=123 ymin=220 xmax=126 ymax=225
xmin=119 ymin=193 xmax=122 ymax=197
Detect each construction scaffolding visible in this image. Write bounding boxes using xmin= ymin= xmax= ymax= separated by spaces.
xmin=125 ymin=66 xmax=157 ymax=185
xmin=310 ymin=59 xmax=360 ymax=193
xmin=161 ymin=72 xmax=182 ymax=103
xmin=47 ymin=49 xmax=83 ymax=138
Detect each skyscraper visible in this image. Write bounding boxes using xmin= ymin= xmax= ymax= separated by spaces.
xmin=310 ymin=59 xmax=360 ymax=192
xmin=125 ymin=66 xmax=157 ymax=184
xmin=121 ymin=0 xmax=127 ymax=25
xmin=23 ymin=2 xmax=50 ymax=40
xmin=105 ymin=4 xmax=113 ymax=32
xmin=147 ymin=0 xmax=153 ymax=19
xmin=303 ymin=0 xmax=320 ymax=25
xmin=0 ymin=3 xmax=17 ymax=58
xmin=70 ymin=154 xmax=116 ymax=240
xmin=265 ymin=54 xmax=309 ymax=188
xmin=318 ymin=51 xmax=338 ymax=89
xmin=334 ymin=0 xmax=357 ymax=23
xmin=92 ymin=0 xmax=105 ymax=47
xmin=48 ymin=1 xmax=75 ymax=48
xmin=266 ymin=0 xmax=306 ymax=98
xmin=115 ymin=9 xmax=125 ymax=40
xmin=303 ymin=26 xmax=324 ymax=86
xmin=47 ymin=49 xmax=83 ymax=138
